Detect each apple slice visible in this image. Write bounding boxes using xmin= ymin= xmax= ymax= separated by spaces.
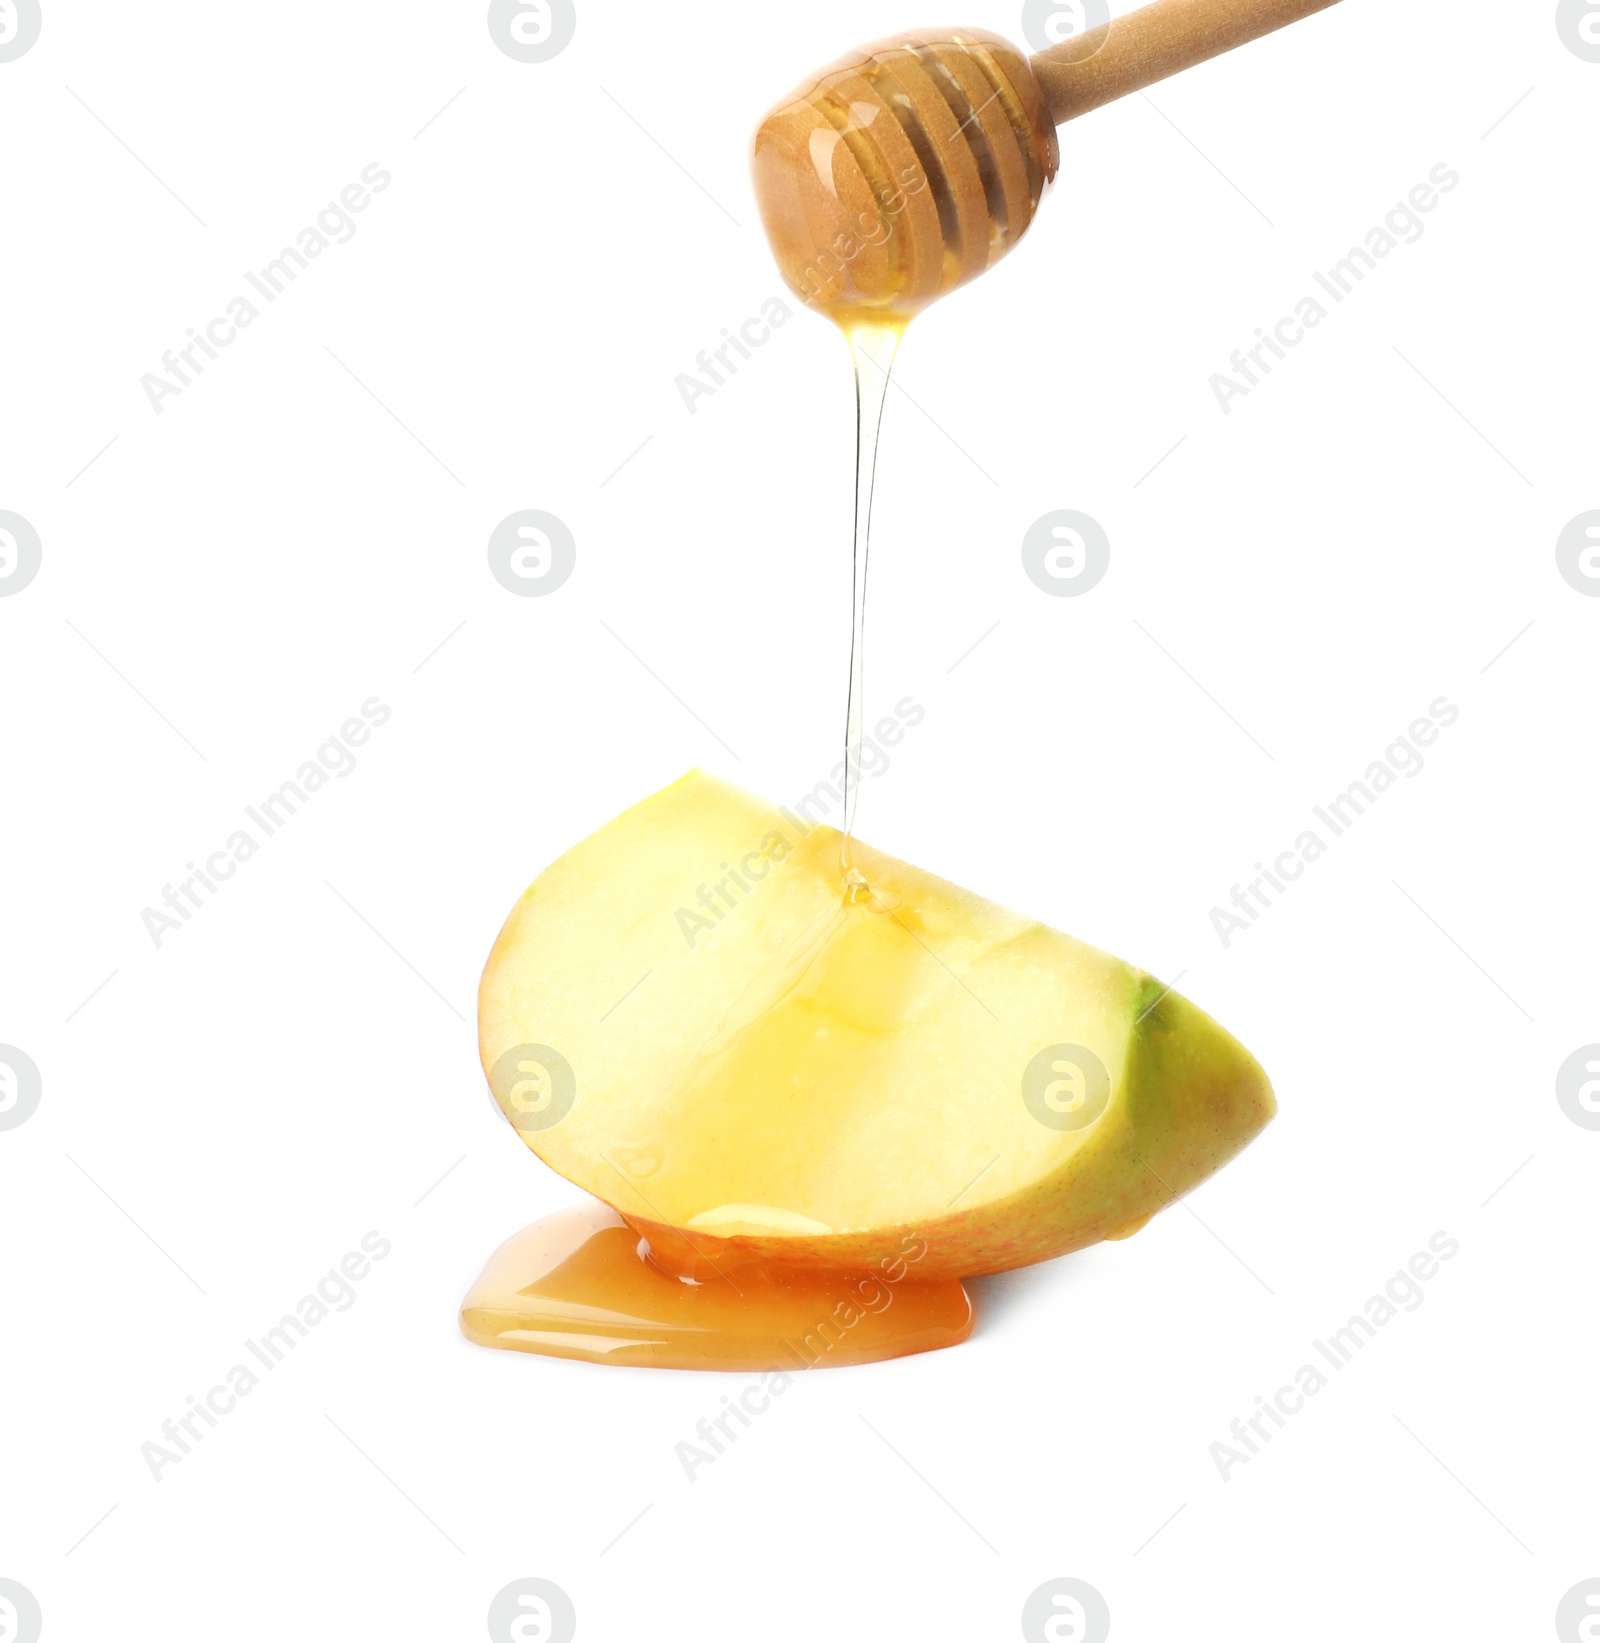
xmin=479 ymin=771 xmax=1274 ymax=1280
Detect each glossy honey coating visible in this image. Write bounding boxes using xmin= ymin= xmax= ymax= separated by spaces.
xmin=751 ymin=28 xmax=1059 ymax=325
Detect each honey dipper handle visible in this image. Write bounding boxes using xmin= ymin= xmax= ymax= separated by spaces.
xmin=1030 ymin=0 xmax=1344 ymax=124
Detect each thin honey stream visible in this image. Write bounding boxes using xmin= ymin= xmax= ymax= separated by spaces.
xmin=839 ymin=320 xmax=905 ymax=893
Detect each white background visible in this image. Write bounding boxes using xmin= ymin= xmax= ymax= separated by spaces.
xmin=2 ymin=1 xmax=1597 ymax=1638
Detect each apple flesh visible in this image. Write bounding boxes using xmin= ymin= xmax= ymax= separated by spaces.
xmin=479 ymin=771 xmax=1274 ymax=1281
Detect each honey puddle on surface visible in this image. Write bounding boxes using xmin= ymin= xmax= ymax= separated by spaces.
xmin=460 ymin=1203 xmax=972 ymax=1371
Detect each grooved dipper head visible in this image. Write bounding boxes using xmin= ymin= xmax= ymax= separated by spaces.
xmin=752 ymin=28 xmax=1059 ymax=327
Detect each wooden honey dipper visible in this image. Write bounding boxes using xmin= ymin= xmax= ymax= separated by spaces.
xmin=752 ymin=0 xmax=1343 ymax=324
